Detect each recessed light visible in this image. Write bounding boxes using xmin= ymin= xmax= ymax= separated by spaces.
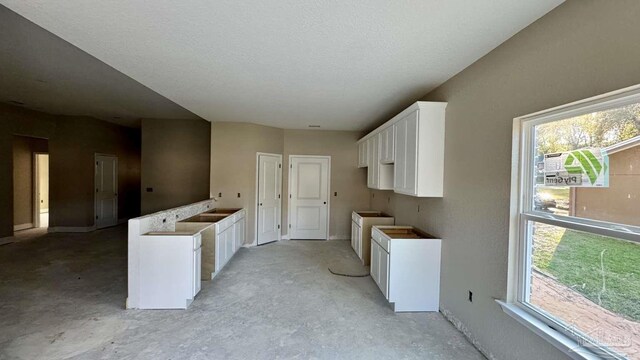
xmin=308 ymin=125 xmax=321 ymax=128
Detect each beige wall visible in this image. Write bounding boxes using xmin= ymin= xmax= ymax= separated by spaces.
xmin=210 ymin=123 xmax=370 ymax=244
xmin=0 ymin=103 xmax=141 ymax=237
xmin=369 ymin=1 xmax=640 ymax=359
xmin=12 ymin=136 xmax=48 ymax=226
xmin=282 ymin=130 xmax=369 ymax=239
xmin=574 ymin=146 xmax=640 ymax=226
xmin=141 ymin=118 xmax=211 ymax=214
xmin=210 ymin=122 xmax=284 ymax=245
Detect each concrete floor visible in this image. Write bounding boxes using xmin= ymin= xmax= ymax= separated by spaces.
xmin=0 ymin=225 xmax=485 ymax=360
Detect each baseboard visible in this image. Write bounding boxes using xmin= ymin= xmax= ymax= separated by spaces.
xmin=13 ymin=223 xmax=33 ymax=231
xmin=0 ymin=236 xmax=15 ymax=246
xmin=281 ymin=235 xmax=290 ymax=240
xmin=329 ymin=235 xmax=349 ymax=241
xmin=440 ymin=307 xmax=495 ymax=360
xmin=48 ymin=226 xmax=97 ymax=233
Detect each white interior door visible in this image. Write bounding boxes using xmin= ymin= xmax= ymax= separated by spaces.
xmin=257 ymin=154 xmax=282 ymax=245
xmin=289 ymin=156 xmax=329 ymax=240
xmin=95 ymin=154 xmax=118 ymax=229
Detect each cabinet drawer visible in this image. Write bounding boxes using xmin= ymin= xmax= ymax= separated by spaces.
xmin=216 ymin=218 xmax=233 ymax=233
xmin=371 ymin=227 xmax=389 ymax=252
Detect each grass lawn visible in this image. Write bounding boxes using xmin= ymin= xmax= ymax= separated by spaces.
xmin=533 ymin=223 xmax=640 ymax=322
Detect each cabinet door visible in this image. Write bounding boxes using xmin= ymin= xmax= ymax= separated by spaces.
xmin=355 ymin=225 xmax=362 ymax=259
xmin=351 ymin=221 xmax=356 ymax=251
xmin=225 ymin=228 xmax=234 ymax=262
xmin=379 ymin=131 xmax=387 ymax=163
xmin=358 ymin=142 xmax=367 ymax=168
xmin=236 ymin=219 xmax=245 ymax=251
xmin=404 ymin=111 xmax=419 ymax=194
xmin=366 ymin=138 xmax=374 ymax=186
xmin=193 ymin=247 xmax=201 ymax=296
xmin=380 ymin=127 xmax=395 ymax=163
xmin=394 ymin=110 xmax=418 ymax=194
xmin=394 ymin=119 xmax=407 ymax=190
xmin=379 ymin=249 xmax=390 ymax=299
xmin=367 ymin=136 xmax=379 ymax=189
xmin=215 ymin=231 xmax=226 ymax=272
xmin=385 ymin=126 xmax=395 ymax=163
xmin=370 ymin=241 xmax=379 ymax=284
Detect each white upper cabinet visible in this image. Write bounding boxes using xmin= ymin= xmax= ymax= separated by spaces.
xmin=357 ymin=102 xmax=446 ymax=197
xmin=367 ymin=136 xmax=377 ymax=188
xmin=379 ymin=126 xmax=395 ymax=164
xmin=365 ymin=134 xmax=393 ymax=190
xmin=357 ymin=141 xmax=368 ymax=168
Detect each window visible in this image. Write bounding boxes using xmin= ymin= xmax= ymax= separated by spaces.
xmin=508 ymin=86 xmax=640 ymax=360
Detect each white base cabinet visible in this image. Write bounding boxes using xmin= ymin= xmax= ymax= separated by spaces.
xmin=350 ymin=211 xmax=394 ymax=265
xmin=370 ymin=225 xmax=441 ymax=312
xmin=214 ymin=209 xmax=246 ymax=274
xmin=177 ymin=208 xmax=246 ymax=280
xmin=138 ymin=232 xmax=202 ymax=309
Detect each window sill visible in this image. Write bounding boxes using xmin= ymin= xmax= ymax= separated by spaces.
xmin=496 ymin=300 xmax=601 ymax=360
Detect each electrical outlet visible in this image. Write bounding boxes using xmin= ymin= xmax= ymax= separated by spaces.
xmin=237 ymin=193 xmax=241 ymax=198
xmin=334 ymin=192 xmax=337 ymax=197
xmin=468 ymin=291 xmax=473 ymax=303
xmin=218 ymin=192 xmax=222 ymax=197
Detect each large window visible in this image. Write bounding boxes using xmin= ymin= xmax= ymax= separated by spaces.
xmin=509 ymin=86 xmax=640 ymax=359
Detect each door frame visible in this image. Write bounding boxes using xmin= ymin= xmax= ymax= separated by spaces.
xmin=255 ymin=152 xmax=283 ymax=245
xmin=94 ymin=153 xmax=118 ymax=229
xmin=287 ymin=155 xmax=331 ymax=240
xmin=32 ymin=152 xmax=49 ymax=229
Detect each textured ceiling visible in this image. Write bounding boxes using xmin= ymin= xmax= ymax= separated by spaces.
xmin=0 ymin=6 xmax=198 ymax=127
xmin=0 ymin=0 xmax=562 ymax=130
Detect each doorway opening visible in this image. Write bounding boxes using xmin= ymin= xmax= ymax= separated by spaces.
xmin=12 ymin=135 xmax=49 ymax=233
xmin=34 ymin=153 xmax=49 ymax=228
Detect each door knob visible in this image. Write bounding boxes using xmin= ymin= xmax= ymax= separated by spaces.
xmin=259 ymin=203 xmax=263 ymax=206
xmin=323 ymin=201 xmax=327 ymax=204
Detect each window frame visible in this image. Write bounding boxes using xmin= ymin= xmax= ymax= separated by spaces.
xmin=507 ymin=84 xmax=640 ymax=360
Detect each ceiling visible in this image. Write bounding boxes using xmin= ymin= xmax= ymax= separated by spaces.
xmin=0 ymin=6 xmax=199 ymax=127
xmin=0 ymin=1 xmax=562 ymax=130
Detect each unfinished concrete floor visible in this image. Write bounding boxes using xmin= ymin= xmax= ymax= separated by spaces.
xmin=0 ymin=225 xmax=485 ymax=360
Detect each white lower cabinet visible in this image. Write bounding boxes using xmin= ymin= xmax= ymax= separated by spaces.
xmin=234 ymin=217 xmax=245 ymax=251
xmin=370 ymin=240 xmax=389 ymax=299
xmin=214 ymin=209 xmax=246 ymax=274
xmin=351 ymin=220 xmax=362 ymax=258
xmin=370 ymin=225 xmax=441 ymax=312
xmin=193 ymin=246 xmax=202 ymax=295
xmin=138 ymin=232 xmax=202 ymax=309
xmin=350 ymin=211 xmax=394 ymax=265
